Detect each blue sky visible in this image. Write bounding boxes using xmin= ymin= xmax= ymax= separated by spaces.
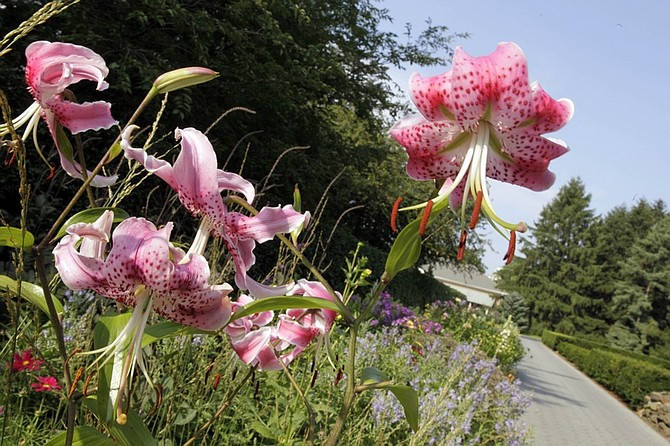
xmin=382 ymin=0 xmax=670 ymax=273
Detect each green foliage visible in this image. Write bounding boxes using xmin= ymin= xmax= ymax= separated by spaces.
xmin=607 ymin=216 xmax=670 ymax=354
xmin=0 ymin=226 xmax=34 ymax=249
xmin=542 ymin=329 xmax=670 ymax=370
xmin=498 ymin=178 xmax=609 ymax=336
xmin=499 ymin=292 xmax=530 ymax=332
xmin=425 ymin=300 xmax=525 ymax=371
xmin=0 ymin=0 xmax=476 ymax=287
xmin=555 ymin=342 xmax=670 ymax=408
xmin=387 ymin=268 xmax=461 ymax=308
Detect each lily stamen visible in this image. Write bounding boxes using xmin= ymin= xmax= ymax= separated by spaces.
xmin=391 ymin=197 xmax=403 ymax=232
xmin=457 ymin=230 xmax=468 ymax=261
xmin=504 ymin=230 xmax=517 ymax=264
xmin=419 ymin=200 xmax=434 ymax=236
xmin=468 ymin=191 xmax=484 ymax=230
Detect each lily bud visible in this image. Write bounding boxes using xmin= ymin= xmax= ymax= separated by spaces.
xmin=152 ymin=67 xmax=219 ymax=94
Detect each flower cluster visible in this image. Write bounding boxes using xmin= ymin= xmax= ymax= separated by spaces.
xmin=370 ymin=291 xmax=443 ymax=334
xmin=31 ymin=40 xmax=338 ymax=420
xmin=355 ymin=328 xmax=530 ymax=445
xmin=8 ymin=349 xmax=61 ymax=393
xmin=226 ymin=280 xmax=338 ymax=371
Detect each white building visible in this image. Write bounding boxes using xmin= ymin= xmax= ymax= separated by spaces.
xmin=430 ymin=265 xmax=504 ymax=308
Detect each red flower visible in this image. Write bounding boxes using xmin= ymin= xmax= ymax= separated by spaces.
xmin=10 ymin=350 xmax=44 ymax=372
xmin=31 ymin=376 xmax=61 ymax=393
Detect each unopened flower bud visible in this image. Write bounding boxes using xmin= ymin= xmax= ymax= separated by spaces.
xmin=152 ymin=67 xmax=219 ymax=94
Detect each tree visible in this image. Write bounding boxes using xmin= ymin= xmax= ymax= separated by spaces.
xmin=607 ymin=216 xmax=670 ymax=354
xmin=498 ymin=293 xmax=529 ymax=332
xmin=497 ymin=178 xmax=604 ymax=335
xmin=0 ymin=0 xmax=479 ymax=284
xmin=592 ymin=199 xmax=667 ymax=305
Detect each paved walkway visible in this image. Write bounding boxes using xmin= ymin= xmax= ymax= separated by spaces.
xmin=517 ymin=336 xmax=668 ymax=446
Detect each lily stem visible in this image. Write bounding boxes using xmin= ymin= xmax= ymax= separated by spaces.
xmin=279 ymin=354 xmax=316 ymax=445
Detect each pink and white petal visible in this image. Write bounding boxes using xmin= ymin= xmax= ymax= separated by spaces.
xmin=174 ymin=128 xmax=227 ymax=222
xmin=122 ymin=125 xmax=179 ymax=191
xmin=485 ymin=42 xmax=533 ymax=129
xmin=217 ymin=170 xmax=255 ymax=204
xmin=502 ymin=134 xmax=569 ymax=166
xmin=230 ymin=294 xmax=275 ymax=329
xmin=487 ymin=154 xmax=557 ymax=191
xmin=154 ymin=285 xmax=232 ymax=331
xmin=528 ymin=83 xmax=574 ymax=134
xmin=171 ymin=253 xmax=212 ymax=291
xmin=406 ymin=153 xmax=463 ymax=181
xmin=45 ymin=98 xmax=117 ymax=134
xmin=229 ymin=327 xmax=273 ymax=365
xmin=58 ymin=153 xmax=118 ymax=187
xmin=255 ymin=345 xmax=283 ymax=371
xmin=103 ymin=218 xmax=173 ymax=292
xmin=276 ymin=318 xmax=320 ymax=348
xmin=390 ymin=117 xmax=463 ymax=160
xmin=228 ymin=205 xmax=309 ymax=244
xmin=53 ymin=233 xmax=107 ymax=291
xmin=409 ymin=71 xmax=454 ymax=121
xmin=244 ymin=275 xmax=294 ymax=299
xmin=136 ymin=224 xmax=175 ymax=293
xmin=25 ymin=41 xmax=110 ymax=101
xmin=78 ymin=210 xmax=114 ymax=259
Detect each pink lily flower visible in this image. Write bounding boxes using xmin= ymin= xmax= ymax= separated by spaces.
xmin=53 ymin=211 xmax=232 ymax=420
xmin=390 ymin=42 xmax=573 ymax=262
xmin=122 ymin=125 xmax=310 ymax=297
xmin=226 ymin=282 xmax=338 ymax=372
xmin=0 ymin=41 xmax=118 ymax=186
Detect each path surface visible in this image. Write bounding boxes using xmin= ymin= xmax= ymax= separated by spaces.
xmin=517 ymin=336 xmax=668 ymax=446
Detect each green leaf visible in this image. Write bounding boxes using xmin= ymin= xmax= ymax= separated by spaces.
xmin=83 ymin=397 xmax=157 ymax=446
xmin=387 ymin=384 xmax=420 ymax=431
xmin=141 ymin=320 xmax=200 ymax=347
xmin=56 ymin=125 xmax=75 ymax=163
xmin=228 ymin=295 xmax=342 ymax=323
xmin=359 ymin=367 xmax=419 ymax=431
xmin=0 ymin=275 xmax=64 ymax=316
xmin=361 ymin=366 xmax=389 ymax=385
xmin=384 ymin=218 xmax=422 ymax=281
xmin=44 ymin=426 xmax=118 ymax=446
xmin=54 ymin=208 xmax=130 ymax=241
xmin=108 ymin=406 xmax=157 ymax=446
xmin=251 ymin=420 xmax=278 ymax=440
xmin=0 ymin=227 xmax=34 ymax=249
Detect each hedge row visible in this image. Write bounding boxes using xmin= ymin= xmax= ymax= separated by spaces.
xmin=555 ymin=342 xmax=670 ymax=408
xmin=541 ymin=330 xmax=670 ymax=408
xmin=541 ymin=330 xmax=670 ymax=370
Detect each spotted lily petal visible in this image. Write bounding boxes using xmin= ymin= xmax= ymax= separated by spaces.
xmin=19 ymin=41 xmax=118 ymax=186
xmin=390 ymin=42 xmax=573 ymax=262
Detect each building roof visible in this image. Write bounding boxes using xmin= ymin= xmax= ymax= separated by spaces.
xmin=430 ymin=265 xmax=503 ymax=307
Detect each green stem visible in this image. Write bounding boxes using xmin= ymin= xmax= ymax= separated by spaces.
xmin=37 ymin=88 xmax=158 ymax=249
xmin=324 ymin=321 xmax=359 ymax=446
xmin=279 ymin=355 xmax=316 ymax=445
